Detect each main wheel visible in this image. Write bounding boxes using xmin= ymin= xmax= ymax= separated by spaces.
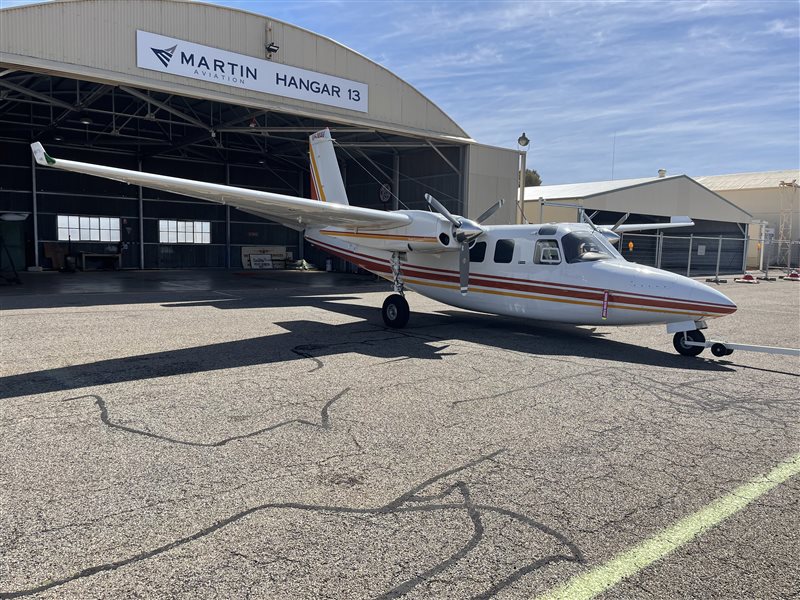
xmin=673 ymin=330 xmax=706 ymax=357
xmin=382 ymin=294 xmax=410 ymax=328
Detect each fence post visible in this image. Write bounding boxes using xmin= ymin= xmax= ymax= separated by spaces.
xmin=656 ymin=231 xmax=663 ymax=269
xmin=686 ymin=234 xmax=693 ymax=277
xmin=715 ymin=235 xmax=722 ymax=279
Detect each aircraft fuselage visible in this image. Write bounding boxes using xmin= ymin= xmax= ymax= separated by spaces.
xmin=307 ymin=220 xmax=737 ymax=327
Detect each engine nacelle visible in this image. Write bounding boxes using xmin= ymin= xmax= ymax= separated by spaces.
xmin=318 ymin=211 xmax=460 ymax=253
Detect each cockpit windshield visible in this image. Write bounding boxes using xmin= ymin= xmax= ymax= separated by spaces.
xmin=561 ymin=231 xmax=621 ymax=264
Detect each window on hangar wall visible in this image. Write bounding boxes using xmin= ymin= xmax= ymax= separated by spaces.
xmin=57 ymin=215 xmax=120 ymax=242
xmin=159 ymin=220 xmax=211 ymax=244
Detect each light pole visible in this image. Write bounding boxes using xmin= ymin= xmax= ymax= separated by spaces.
xmin=517 ymin=132 xmax=530 ymax=224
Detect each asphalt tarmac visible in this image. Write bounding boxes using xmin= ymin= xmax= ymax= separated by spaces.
xmin=1 ymin=270 xmax=798 ymax=599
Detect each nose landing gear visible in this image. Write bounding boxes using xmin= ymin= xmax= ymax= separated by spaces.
xmin=673 ymin=330 xmax=706 ymax=356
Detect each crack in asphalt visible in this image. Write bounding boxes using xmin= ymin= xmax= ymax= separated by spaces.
xmin=61 ymin=389 xmax=348 ymax=447
xmin=0 ymin=450 xmax=584 ymax=599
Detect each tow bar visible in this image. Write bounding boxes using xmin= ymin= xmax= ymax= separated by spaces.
xmin=683 ymin=339 xmax=800 ymax=358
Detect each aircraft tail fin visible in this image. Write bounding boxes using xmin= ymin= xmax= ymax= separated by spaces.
xmin=309 ymin=129 xmax=348 ymax=205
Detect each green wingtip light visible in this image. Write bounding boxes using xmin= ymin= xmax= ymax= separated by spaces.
xmin=44 ymin=151 xmax=55 ymax=165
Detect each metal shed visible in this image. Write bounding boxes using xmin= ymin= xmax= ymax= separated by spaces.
xmin=523 ymin=175 xmax=753 ymax=276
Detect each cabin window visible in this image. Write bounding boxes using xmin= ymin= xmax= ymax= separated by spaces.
xmin=493 ymin=239 xmax=515 ymax=263
xmin=534 ymin=240 xmax=561 ymax=264
xmin=469 ymin=241 xmax=486 ymax=262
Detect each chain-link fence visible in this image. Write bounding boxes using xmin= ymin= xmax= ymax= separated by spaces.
xmin=618 ymin=233 xmax=800 ymax=278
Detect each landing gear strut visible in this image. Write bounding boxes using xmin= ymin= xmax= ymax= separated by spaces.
xmin=673 ymin=330 xmax=706 ymax=357
xmin=383 ymin=251 xmax=410 ymax=328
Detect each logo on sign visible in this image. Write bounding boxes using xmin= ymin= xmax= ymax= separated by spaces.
xmin=137 ymin=31 xmax=368 ymax=113
xmin=151 ymin=44 xmax=177 ymax=68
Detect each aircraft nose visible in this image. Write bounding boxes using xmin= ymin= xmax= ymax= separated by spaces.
xmin=685 ymin=278 xmax=737 ymax=315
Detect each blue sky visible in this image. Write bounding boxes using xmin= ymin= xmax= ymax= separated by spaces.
xmin=3 ymin=0 xmax=799 ymax=184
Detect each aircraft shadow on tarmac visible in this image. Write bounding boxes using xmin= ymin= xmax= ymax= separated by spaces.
xmin=0 ymin=292 xmax=734 ymax=401
xmin=0 ymin=450 xmax=584 ymax=599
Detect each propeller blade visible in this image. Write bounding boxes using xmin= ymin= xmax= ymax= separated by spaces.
xmin=424 ymin=193 xmax=461 ymax=228
xmin=459 ymin=241 xmax=470 ymax=295
xmin=611 ymin=213 xmax=630 ymax=232
xmin=580 ymin=209 xmax=598 ymax=231
xmin=476 ymin=198 xmax=505 ymax=224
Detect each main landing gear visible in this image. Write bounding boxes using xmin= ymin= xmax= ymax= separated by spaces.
xmin=383 ymin=250 xmax=410 ymax=328
xmin=382 ymin=294 xmax=410 ymax=328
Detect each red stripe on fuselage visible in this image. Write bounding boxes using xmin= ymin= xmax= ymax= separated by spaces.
xmin=306 ymin=236 xmax=734 ymax=315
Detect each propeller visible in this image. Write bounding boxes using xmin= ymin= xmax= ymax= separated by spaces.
xmin=610 ymin=213 xmax=630 ymax=232
xmin=475 ymin=198 xmax=504 ymax=225
xmin=594 ymin=213 xmax=631 ymax=245
xmin=580 ymin=209 xmax=599 ymax=231
xmin=425 ymin=193 xmax=487 ymax=295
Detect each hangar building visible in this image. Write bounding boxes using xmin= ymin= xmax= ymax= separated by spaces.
xmin=523 ymin=174 xmax=753 ymax=275
xmin=695 ymin=170 xmax=800 ymax=267
xmin=0 ymin=0 xmax=519 ymax=272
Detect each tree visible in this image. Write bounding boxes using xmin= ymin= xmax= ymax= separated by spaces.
xmin=524 ymin=168 xmax=541 ymax=186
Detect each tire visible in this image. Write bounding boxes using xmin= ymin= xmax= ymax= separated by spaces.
xmin=673 ymin=330 xmax=705 ymax=357
xmin=382 ymin=294 xmax=410 ymax=328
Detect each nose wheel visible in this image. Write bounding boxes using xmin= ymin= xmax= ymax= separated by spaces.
xmin=673 ymin=330 xmax=705 ymax=356
xmin=382 ymin=294 xmax=410 ymax=328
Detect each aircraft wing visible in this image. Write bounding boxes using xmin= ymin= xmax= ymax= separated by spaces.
xmin=30 ymin=143 xmax=410 ymax=231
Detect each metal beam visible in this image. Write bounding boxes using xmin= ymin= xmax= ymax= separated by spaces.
xmin=119 ymin=86 xmax=209 ymax=130
xmin=215 ymin=126 xmax=376 ymax=134
xmin=426 ymin=140 xmax=461 ymax=175
xmin=0 ymin=79 xmax=74 ymax=111
xmin=352 ymin=147 xmax=393 ymax=182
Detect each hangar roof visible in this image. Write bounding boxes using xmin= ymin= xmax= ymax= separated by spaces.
xmin=694 ymin=170 xmax=800 ymax=191
xmin=524 ymin=175 xmax=752 ymax=224
xmin=0 ymin=0 xmax=469 ymax=141
xmin=524 ymin=175 xmax=675 ymax=201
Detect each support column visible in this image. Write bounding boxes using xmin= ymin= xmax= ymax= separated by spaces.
xmin=138 ymin=159 xmax=144 ymax=269
xmin=31 ymin=153 xmax=39 ymax=267
xmin=298 ymin=169 xmax=305 ymax=260
xmin=225 ymin=163 xmax=231 ymax=269
xmin=392 ymin=151 xmax=400 ymax=212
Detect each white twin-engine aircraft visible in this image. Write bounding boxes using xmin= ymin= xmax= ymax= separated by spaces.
xmin=31 ymin=128 xmax=737 ymax=356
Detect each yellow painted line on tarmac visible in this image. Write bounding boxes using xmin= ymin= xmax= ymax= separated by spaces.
xmin=536 ymin=452 xmax=800 ymax=600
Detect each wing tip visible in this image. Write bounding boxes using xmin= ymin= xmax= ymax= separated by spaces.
xmin=30 ymin=142 xmax=55 ymax=166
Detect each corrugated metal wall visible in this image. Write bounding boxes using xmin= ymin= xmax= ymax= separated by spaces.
xmin=0 ymin=0 xmax=468 ymax=139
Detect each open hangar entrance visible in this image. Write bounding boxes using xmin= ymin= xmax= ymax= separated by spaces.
xmin=0 ymin=0 xmax=519 ymax=273
xmin=0 ymin=73 xmax=464 ymax=271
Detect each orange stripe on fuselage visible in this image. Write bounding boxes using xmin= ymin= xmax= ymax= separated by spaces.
xmin=320 ymin=229 xmax=438 ymax=243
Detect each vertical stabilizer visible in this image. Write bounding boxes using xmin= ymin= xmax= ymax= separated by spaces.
xmin=309 ymin=129 xmax=349 ymax=205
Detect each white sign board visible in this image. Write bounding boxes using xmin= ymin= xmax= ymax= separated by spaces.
xmin=250 ymin=254 xmax=274 ymax=270
xmin=136 ymin=31 xmax=368 ymax=113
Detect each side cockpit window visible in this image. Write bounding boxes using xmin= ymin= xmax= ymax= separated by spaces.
xmin=494 ymin=239 xmax=515 ymax=263
xmin=534 ymin=240 xmax=561 ymax=264
xmin=469 ymin=241 xmax=486 ymax=263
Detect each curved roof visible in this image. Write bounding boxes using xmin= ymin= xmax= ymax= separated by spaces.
xmin=525 ymin=175 xmax=752 ymax=223
xmin=0 ymin=0 xmax=470 ymax=141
